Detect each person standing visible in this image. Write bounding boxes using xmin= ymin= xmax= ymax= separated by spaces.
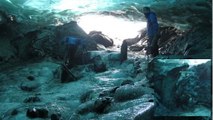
xmin=143 ymin=7 xmax=159 ymax=57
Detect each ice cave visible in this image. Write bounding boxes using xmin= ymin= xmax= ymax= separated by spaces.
xmin=0 ymin=0 xmax=212 ymax=120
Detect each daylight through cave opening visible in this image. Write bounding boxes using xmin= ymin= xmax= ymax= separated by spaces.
xmin=77 ymin=14 xmax=147 ymax=46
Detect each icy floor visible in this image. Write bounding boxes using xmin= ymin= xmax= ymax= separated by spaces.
xmin=0 ymin=50 xmax=211 ymax=119
xmin=0 ymin=51 xmax=154 ymax=120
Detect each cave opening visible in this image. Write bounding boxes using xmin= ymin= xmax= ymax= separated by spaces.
xmin=77 ymin=14 xmax=147 ymax=47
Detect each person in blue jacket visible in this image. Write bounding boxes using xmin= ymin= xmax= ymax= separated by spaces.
xmin=143 ymin=7 xmax=159 ymax=57
xmin=64 ymin=36 xmax=81 ymax=68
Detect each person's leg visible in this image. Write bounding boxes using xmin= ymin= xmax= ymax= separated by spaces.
xmin=67 ymin=45 xmax=78 ymax=68
xmin=64 ymin=45 xmax=70 ymax=64
xmin=150 ymin=34 xmax=159 ymax=57
xmin=70 ymin=45 xmax=78 ymax=64
xmin=120 ymin=40 xmax=128 ymax=63
xmin=147 ymin=36 xmax=153 ymax=57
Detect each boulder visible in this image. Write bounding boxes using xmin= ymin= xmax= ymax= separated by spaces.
xmin=20 ymin=81 xmax=39 ymax=92
xmin=89 ymin=31 xmax=113 ymax=47
xmin=134 ymin=102 xmax=155 ymax=120
xmin=77 ymin=97 xmax=112 ymax=114
xmin=56 ymin=21 xmax=88 ymax=40
xmin=129 ymin=45 xmax=144 ymax=51
xmin=93 ymin=97 xmax=112 ymax=114
xmin=120 ymin=80 xmax=134 ymax=86
xmin=114 ymin=85 xmax=145 ymax=102
xmin=99 ymin=87 xmax=119 ymax=98
xmin=99 ymin=102 xmax=155 ymax=120
xmin=8 ymin=21 xmax=97 ymax=62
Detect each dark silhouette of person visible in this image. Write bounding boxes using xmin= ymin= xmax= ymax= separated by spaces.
xmin=64 ymin=36 xmax=81 ymax=68
xmin=143 ymin=7 xmax=159 ymax=57
xmin=120 ymin=40 xmax=128 ymax=63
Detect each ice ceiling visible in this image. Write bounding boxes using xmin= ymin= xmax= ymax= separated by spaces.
xmin=18 ymin=0 xmax=159 ymax=12
xmin=0 ymin=0 xmax=211 ymax=36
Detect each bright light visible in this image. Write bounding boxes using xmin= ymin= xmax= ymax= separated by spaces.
xmin=77 ymin=14 xmax=146 ymax=46
xmin=188 ymin=59 xmax=210 ymax=66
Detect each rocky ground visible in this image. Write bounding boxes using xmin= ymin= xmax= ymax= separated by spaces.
xmin=0 ymin=50 xmax=211 ymax=120
xmin=0 ymin=51 xmax=153 ymax=120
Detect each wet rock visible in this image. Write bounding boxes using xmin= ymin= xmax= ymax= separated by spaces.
xmin=120 ymin=80 xmax=134 ymax=86
xmin=77 ymin=97 xmax=112 ymax=114
xmin=89 ymin=31 xmax=113 ymax=47
xmin=134 ymin=102 xmax=155 ymax=120
xmin=99 ymin=87 xmax=119 ymax=98
xmin=114 ymin=85 xmax=145 ymax=102
xmin=97 ymin=44 xmax=107 ymax=50
xmin=26 ymin=108 xmax=48 ymax=118
xmin=99 ymin=102 xmax=155 ymax=120
xmin=93 ymin=61 xmax=107 ymax=73
xmin=20 ymin=82 xmax=39 ymax=92
xmin=24 ymin=96 xmax=41 ymax=103
xmin=93 ymin=97 xmax=112 ymax=114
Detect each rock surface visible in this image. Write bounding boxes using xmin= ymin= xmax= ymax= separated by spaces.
xmin=89 ymin=31 xmax=114 ymax=47
xmin=147 ymin=59 xmax=211 ymax=116
xmin=158 ymin=26 xmax=212 ymax=58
